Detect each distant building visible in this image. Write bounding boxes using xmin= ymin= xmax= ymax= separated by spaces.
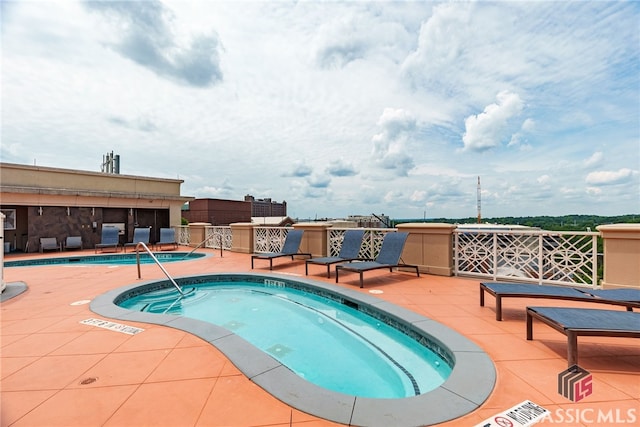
xmin=251 ymin=216 xmax=295 ymax=227
xmin=182 ymin=198 xmax=251 ymax=225
xmin=347 ymin=214 xmax=391 ymax=228
xmin=244 ymin=195 xmax=287 ymax=217
xmin=182 ymin=195 xmax=288 ymax=226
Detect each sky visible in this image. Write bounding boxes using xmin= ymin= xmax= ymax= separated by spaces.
xmin=1 ymin=0 xmax=639 ymax=220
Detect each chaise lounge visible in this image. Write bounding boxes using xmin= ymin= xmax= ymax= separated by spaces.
xmin=335 ymin=232 xmax=419 ymax=288
xmin=95 ymin=227 xmax=120 ymax=253
xmin=155 ymin=228 xmax=178 ymax=251
xmin=305 ymin=229 xmax=365 ymax=278
xmin=480 ymin=282 xmax=640 ymax=321
xmin=124 ymin=227 xmax=151 ymax=252
xmin=251 ymin=229 xmax=311 ymax=270
xmin=526 ymin=306 xmax=640 ymax=366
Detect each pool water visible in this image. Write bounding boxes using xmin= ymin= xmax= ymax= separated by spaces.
xmin=118 ymin=281 xmax=452 ymax=398
xmin=4 ymin=252 xmax=206 ymax=267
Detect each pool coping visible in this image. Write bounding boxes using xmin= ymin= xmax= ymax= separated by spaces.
xmin=90 ymin=272 xmax=496 ymax=427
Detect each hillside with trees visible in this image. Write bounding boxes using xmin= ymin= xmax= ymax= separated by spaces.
xmin=394 ymin=214 xmax=640 ymax=231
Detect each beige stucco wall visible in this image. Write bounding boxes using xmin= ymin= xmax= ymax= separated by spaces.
xmin=293 ymin=222 xmax=330 ymax=257
xmin=230 ymin=223 xmax=255 ymax=253
xmin=1 ymin=162 xmax=183 ymax=196
xmin=0 ymin=162 xmax=192 ymax=228
xmin=596 ymin=224 xmax=640 ymax=289
xmin=397 ymin=223 xmax=456 ymax=276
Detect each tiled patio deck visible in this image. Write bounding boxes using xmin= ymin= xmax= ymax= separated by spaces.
xmin=1 ymin=248 xmax=638 ymax=426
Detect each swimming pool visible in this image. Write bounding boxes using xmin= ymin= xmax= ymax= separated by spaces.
xmin=4 ymin=252 xmax=207 ymax=267
xmin=92 ymin=273 xmax=495 ymax=426
xmin=119 ymin=281 xmax=452 ymax=398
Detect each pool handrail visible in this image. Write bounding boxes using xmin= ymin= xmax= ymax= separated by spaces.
xmin=181 ymin=233 xmax=223 ymax=259
xmin=135 ymin=242 xmax=185 ymax=296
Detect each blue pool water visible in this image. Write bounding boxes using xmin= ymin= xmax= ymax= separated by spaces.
xmin=118 ymin=279 xmax=452 ymax=398
xmin=4 ymin=252 xmax=206 ymax=267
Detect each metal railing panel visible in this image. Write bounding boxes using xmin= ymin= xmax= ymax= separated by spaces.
xmin=253 ymin=227 xmax=290 ymax=253
xmin=327 ymin=228 xmax=397 ymax=259
xmin=204 ymin=226 xmax=233 ymax=250
xmin=176 ymin=226 xmax=190 ymax=246
xmin=454 ymin=230 xmax=599 ymax=287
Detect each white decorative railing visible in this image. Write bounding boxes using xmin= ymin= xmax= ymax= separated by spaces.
xmin=180 ymin=224 xmax=601 ymax=287
xmin=327 ymin=228 xmax=397 ymax=260
xmin=204 ymin=226 xmax=233 ymax=250
xmin=253 ymin=227 xmax=291 ymax=253
xmin=176 ymin=226 xmax=190 ymax=246
xmin=454 ymin=230 xmax=599 ymax=286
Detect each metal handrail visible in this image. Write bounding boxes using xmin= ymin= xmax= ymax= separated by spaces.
xmin=181 ymin=233 xmax=223 ymax=259
xmin=135 ymin=242 xmax=185 ymax=296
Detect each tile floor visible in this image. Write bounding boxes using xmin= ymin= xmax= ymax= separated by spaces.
xmin=1 ymin=248 xmax=638 ymax=426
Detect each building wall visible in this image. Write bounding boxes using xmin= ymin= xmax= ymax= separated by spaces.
xmin=0 ymin=162 xmax=192 ymax=252
xmin=183 ymin=199 xmax=251 ymax=225
xmin=244 ymin=195 xmax=287 ymax=217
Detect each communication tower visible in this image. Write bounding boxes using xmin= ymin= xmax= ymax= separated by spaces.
xmin=477 ymin=176 xmax=482 ymax=224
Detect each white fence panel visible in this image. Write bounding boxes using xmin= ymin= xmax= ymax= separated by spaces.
xmin=454 ymin=230 xmax=599 ymax=286
xmin=327 ymin=228 xmax=397 ymax=260
xmin=253 ymin=227 xmax=291 ymax=253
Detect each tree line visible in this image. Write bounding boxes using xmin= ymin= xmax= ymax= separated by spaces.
xmin=394 ymin=214 xmax=640 ymax=231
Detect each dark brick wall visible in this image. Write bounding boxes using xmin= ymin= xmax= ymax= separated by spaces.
xmin=11 ymin=206 xmax=171 ymax=252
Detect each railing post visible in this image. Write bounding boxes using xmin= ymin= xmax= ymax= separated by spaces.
xmin=230 ymin=222 xmax=254 ymax=253
xmin=292 ymin=222 xmax=330 ymax=257
xmin=596 ymin=224 xmax=640 ymax=289
xmin=397 ymin=223 xmax=456 ymax=276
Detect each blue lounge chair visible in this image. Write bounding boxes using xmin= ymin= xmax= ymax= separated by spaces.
xmin=95 ymin=227 xmax=120 ymax=253
xmin=251 ymin=229 xmax=311 ymax=270
xmin=124 ymin=227 xmax=151 ymax=252
xmin=40 ymin=237 xmax=60 ymax=252
xmin=156 ymin=228 xmax=178 ymax=251
xmin=526 ymin=306 xmax=640 ymax=366
xmin=64 ymin=236 xmax=82 ymax=251
xmin=335 ymin=232 xmax=419 ymax=288
xmin=480 ymin=282 xmax=640 ymax=321
xmin=305 ymin=229 xmax=366 ymax=278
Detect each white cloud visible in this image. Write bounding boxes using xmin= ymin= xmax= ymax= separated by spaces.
xmin=325 ymin=159 xmax=357 ymax=177
xmin=1 ymin=0 xmax=638 ymax=218
xmin=83 ymin=0 xmax=222 ymax=87
xmin=586 ymin=168 xmax=638 ymax=185
xmin=462 ymin=91 xmax=525 ymax=152
xmin=371 ymin=108 xmax=417 ymax=176
xmin=584 ymin=152 xmax=604 ymax=168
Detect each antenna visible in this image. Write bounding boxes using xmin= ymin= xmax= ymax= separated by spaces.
xmin=477 ymin=176 xmax=482 ymax=224
xmin=101 ymin=151 xmax=120 ymax=174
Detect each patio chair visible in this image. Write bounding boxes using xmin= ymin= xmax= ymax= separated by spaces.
xmin=95 ymin=226 xmax=120 ymax=253
xmin=64 ymin=236 xmax=82 ymax=251
xmin=251 ymin=229 xmax=311 ymax=270
xmin=40 ymin=237 xmax=61 ymax=252
xmin=480 ymin=282 xmax=640 ymax=321
xmin=335 ymin=232 xmax=419 ymax=288
xmin=123 ymin=227 xmax=151 ymax=252
xmin=305 ymin=229 xmax=366 ymax=278
xmin=155 ymin=228 xmax=178 ymax=251
xmin=526 ymin=306 xmax=640 ymax=366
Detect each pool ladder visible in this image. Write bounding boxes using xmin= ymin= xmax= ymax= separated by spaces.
xmin=135 ymin=242 xmax=185 ymax=297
